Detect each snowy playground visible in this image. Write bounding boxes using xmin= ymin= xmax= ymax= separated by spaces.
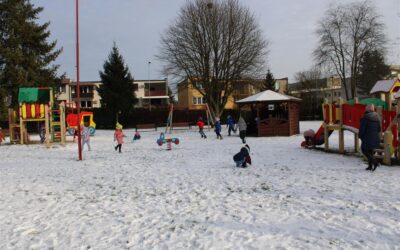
xmin=1 ymin=121 xmax=399 ymax=249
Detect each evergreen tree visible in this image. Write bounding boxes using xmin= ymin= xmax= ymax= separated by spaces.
xmin=98 ymin=44 xmax=136 ymax=123
xmin=263 ymin=69 xmax=276 ymax=91
xmin=357 ymin=50 xmax=390 ymax=96
xmin=0 ymin=0 xmax=62 ymax=111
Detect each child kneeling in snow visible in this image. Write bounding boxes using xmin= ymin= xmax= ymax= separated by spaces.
xmin=233 ymin=144 xmax=252 ymax=168
xmin=133 ymin=131 xmax=141 ymax=141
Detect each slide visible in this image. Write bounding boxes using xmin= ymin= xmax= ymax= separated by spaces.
xmin=313 ymin=124 xmax=334 ymax=146
xmin=301 ymin=124 xmax=334 ymax=148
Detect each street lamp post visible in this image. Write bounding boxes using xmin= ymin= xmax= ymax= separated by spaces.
xmin=148 ymin=61 xmax=151 ymax=111
xmin=75 ymin=0 xmax=82 ymax=160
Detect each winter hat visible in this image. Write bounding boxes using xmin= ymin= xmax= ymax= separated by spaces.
xmin=245 ymin=144 xmax=250 ymax=151
xmin=365 ymin=104 xmax=375 ymax=112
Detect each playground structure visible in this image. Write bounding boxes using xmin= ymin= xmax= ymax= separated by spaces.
xmin=165 ymin=103 xmax=214 ymax=134
xmin=8 ymin=87 xmax=66 ymax=146
xmin=157 ymin=132 xmax=180 ymax=150
xmin=65 ymin=103 xmax=96 ymax=136
xmin=303 ymin=78 xmax=400 ymax=165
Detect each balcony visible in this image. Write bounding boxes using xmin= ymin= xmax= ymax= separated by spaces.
xmin=144 ymin=90 xmax=167 ymax=97
xmin=72 ymin=92 xmax=94 ymax=98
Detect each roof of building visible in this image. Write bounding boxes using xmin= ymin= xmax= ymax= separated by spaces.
xmin=236 ymin=90 xmax=301 ymax=103
xmin=369 ymin=79 xmax=397 ymax=94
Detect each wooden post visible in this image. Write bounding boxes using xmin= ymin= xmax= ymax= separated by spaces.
xmin=376 ymin=106 xmax=383 ymax=139
xmin=385 ymin=93 xmax=392 ymax=111
xmin=324 ymin=98 xmax=329 ymax=151
xmin=170 ymin=105 xmax=174 ymax=133
xmin=383 ymin=131 xmax=392 ymax=165
xmin=354 ymin=133 xmax=359 ymax=153
xmin=8 ymin=109 xmax=14 ymax=143
xmin=205 ymin=103 xmax=213 ymax=131
xmin=396 ymin=99 xmax=400 ymax=159
xmin=60 ymin=103 xmax=66 ymax=145
xmin=45 ymin=105 xmax=50 ymax=147
xmin=19 ymin=104 xmax=24 ymax=144
xmin=256 ymin=103 xmax=260 ymax=137
xmin=338 ymin=98 xmax=344 ymax=153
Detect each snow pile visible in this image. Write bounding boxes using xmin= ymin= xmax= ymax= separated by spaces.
xmin=0 ymin=121 xmax=399 ymax=249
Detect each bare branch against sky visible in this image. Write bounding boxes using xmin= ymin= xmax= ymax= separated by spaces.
xmin=31 ymin=0 xmax=399 ymax=82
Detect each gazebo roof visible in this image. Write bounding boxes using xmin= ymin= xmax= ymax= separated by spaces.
xmin=236 ymin=90 xmax=301 ymax=103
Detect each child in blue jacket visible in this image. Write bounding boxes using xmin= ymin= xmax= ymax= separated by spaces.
xmin=233 ymin=144 xmax=252 ymax=168
xmin=226 ymin=115 xmax=236 ymax=136
xmin=214 ymin=117 xmax=223 ymax=140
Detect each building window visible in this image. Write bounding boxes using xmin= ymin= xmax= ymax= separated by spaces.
xmin=71 ymin=87 xmax=76 ymax=94
xmin=192 ymin=97 xmax=205 ymax=105
xmin=80 ymin=101 xmax=92 ymax=108
xmin=80 ymin=86 xmax=93 ymax=94
xmin=58 ymin=85 xmax=66 ymax=93
xmin=194 ymin=82 xmax=203 ymax=89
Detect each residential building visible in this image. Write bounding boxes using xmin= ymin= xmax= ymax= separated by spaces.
xmin=56 ymin=78 xmax=169 ymax=109
xmin=389 ymin=65 xmax=400 ymax=79
xmin=289 ymin=76 xmax=343 ymax=119
xmin=177 ymin=77 xmax=288 ymax=110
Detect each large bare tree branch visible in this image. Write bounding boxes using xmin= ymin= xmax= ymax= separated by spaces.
xmin=313 ymin=0 xmax=386 ymax=100
xmin=158 ymin=0 xmax=268 ymax=117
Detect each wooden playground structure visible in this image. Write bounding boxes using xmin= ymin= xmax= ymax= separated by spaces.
xmin=8 ymin=87 xmax=66 ymax=146
xmin=307 ymin=78 xmax=400 ymax=165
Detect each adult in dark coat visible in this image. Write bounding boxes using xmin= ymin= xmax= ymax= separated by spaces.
xmin=359 ymin=104 xmax=381 ymax=171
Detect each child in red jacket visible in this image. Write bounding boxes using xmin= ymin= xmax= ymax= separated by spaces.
xmin=0 ymin=127 xmax=5 ymax=145
xmin=196 ymin=117 xmax=207 ymax=139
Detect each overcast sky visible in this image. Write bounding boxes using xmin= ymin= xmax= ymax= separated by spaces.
xmin=31 ymin=0 xmax=400 ymax=84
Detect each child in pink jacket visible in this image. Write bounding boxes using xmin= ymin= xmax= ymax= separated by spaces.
xmin=114 ymin=123 xmax=125 ymax=153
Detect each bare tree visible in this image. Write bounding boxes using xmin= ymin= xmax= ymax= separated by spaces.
xmin=158 ymin=0 xmax=268 ymax=118
xmin=313 ymin=1 xmax=386 ymax=100
xmin=295 ymin=68 xmax=322 ymax=118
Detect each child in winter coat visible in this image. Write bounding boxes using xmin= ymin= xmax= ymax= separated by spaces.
xmin=0 ymin=127 xmax=5 ymax=145
xmin=133 ymin=131 xmax=141 ymax=141
xmin=114 ymin=123 xmax=125 ymax=153
xmin=39 ymin=124 xmax=46 ymax=143
xmin=237 ymin=116 xmax=247 ymax=144
xmin=233 ymin=144 xmax=252 ymax=168
xmin=226 ymin=115 xmax=236 ymax=136
xmin=214 ymin=117 xmax=223 ymax=139
xmin=81 ymin=123 xmax=91 ymax=151
xmin=303 ymin=129 xmax=315 ymax=148
xmin=197 ymin=117 xmax=207 ymax=139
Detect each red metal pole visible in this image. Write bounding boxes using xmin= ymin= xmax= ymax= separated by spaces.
xmin=76 ymin=0 xmax=82 ymax=160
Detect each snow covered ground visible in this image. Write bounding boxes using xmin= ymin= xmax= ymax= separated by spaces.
xmin=1 ymin=121 xmax=399 ymax=249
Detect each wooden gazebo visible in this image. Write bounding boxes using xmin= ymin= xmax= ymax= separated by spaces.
xmin=236 ymin=90 xmax=301 ymax=136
